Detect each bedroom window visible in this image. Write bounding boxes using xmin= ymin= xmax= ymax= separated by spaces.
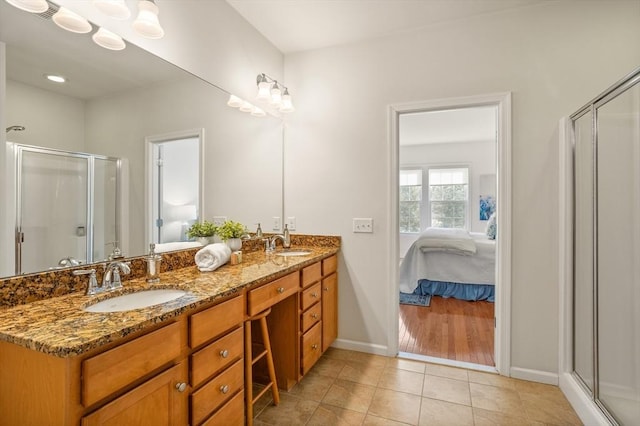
xmin=399 ymin=169 xmax=422 ymax=233
xmin=428 ymin=167 xmax=468 ymax=229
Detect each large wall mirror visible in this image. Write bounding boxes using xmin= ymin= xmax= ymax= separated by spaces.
xmin=0 ymin=2 xmax=283 ymax=278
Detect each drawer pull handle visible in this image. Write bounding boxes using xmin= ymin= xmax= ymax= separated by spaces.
xmin=220 ymin=349 xmax=229 ymax=358
xmin=311 ymin=344 xmax=319 ymax=350
xmin=277 ymin=287 xmax=285 ymax=294
xmin=175 ymin=382 xmax=187 ymax=393
xmin=311 ymin=292 xmax=318 ymax=298
xmin=220 ymin=384 xmax=230 ymax=394
xmin=311 ymin=313 xmax=318 ymax=319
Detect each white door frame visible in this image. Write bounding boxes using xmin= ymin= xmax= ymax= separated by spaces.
xmin=144 ymin=128 xmax=205 ymax=247
xmin=387 ymin=92 xmax=512 ymax=375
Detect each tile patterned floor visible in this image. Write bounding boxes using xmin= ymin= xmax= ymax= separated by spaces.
xmin=253 ymin=348 xmax=583 ymax=425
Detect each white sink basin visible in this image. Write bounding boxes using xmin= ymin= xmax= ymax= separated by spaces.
xmin=275 ymin=250 xmax=312 ymax=257
xmin=84 ymin=289 xmax=187 ymax=313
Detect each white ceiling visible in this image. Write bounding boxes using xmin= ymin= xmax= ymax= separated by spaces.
xmin=226 ymin=0 xmax=545 ymax=54
xmin=399 ymin=107 xmax=497 ymax=146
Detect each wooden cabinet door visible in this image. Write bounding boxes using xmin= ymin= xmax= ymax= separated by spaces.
xmin=322 ymin=273 xmax=338 ymax=352
xmin=82 ymin=362 xmax=188 ymax=426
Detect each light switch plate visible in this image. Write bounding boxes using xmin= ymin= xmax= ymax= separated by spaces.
xmin=353 ymin=218 xmax=373 ymax=233
xmin=273 ymin=216 xmax=281 ymax=231
xmin=287 ymin=217 xmax=296 ymax=231
xmin=212 ymin=216 xmax=227 ymax=226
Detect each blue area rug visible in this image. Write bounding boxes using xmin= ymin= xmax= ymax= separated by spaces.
xmin=399 ymin=292 xmax=431 ymax=307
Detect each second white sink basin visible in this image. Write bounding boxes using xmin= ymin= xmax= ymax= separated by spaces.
xmin=275 ymin=250 xmax=312 ymax=257
xmin=84 ymin=289 xmax=187 ymax=313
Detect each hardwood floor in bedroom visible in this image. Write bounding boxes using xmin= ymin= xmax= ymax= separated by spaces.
xmin=399 ymin=296 xmax=495 ymax=366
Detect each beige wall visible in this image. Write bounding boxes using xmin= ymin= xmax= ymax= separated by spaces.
xmin=283 ymin=1 xmax=640 ymax=375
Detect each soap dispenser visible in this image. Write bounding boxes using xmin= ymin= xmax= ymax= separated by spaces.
xmin=144 ymin=243 xmax=162 ymax=283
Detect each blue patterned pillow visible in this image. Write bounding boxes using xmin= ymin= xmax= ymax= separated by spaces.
xmin=486 ymin=213 xmax=497 ymax=240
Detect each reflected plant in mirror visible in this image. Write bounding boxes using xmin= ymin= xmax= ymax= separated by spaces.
xmin=0 ymin=2 xmax=284 ymax=278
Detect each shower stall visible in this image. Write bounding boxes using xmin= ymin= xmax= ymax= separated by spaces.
xmin=570 ymin=67 xmax=640 ymax=425
xmin=10 ymin=144 xmax=121 ymax=275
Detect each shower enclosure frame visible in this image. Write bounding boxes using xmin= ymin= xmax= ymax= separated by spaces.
xmin=12 ymin=143 xmax=121 ymax=275
xmin=565 ymin=66 xmax=640 ymax=425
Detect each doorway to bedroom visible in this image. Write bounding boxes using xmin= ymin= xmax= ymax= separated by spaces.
xmin=391 ymin=94 xmax=510 ymax=372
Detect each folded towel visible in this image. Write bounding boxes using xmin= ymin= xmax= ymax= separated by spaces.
xmin=195 ymin=243 xmax=231 ymax=272
xmin=416 ymin=227 xmax=476 ymax=255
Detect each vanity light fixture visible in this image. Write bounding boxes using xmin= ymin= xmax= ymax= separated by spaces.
xmin=44 ymin=74 xmax=66 ymax=83
xmin=132 ymin=0 xmax=164 ymax=39
xmin=92 ymin=27 xmax=126 ymax=50
xmin=251 ymin=106 xmax=266 ymax=117
xmin=93 ymin=0 xmax=131 ymax=20
xmin=52 ymin=6 xmax=92 ymax=33
xmin=4 ymin=0 xmax=48 ymax=13
xmin=239 ymin=101 xmax=254 ymax=113
xmin=255 ymin=73 xmax=295 ymax=113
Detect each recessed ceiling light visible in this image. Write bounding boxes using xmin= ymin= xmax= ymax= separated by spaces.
xmin=44 ymin=74 xmax=67 ymax=83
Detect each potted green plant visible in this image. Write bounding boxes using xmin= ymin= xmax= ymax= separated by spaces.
xmin=186 ymin=220 xmax=217 ymax=245
xmin=217 ymin=220 xmax=246 ymax=251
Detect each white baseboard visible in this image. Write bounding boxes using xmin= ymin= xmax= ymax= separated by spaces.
xmin=559 ymin=373 xmax=612 ymax=425
xmin=331 ymin=338 xmax=388 ymax=356
xmin=510 ymin=367 xmax=558 ymax=385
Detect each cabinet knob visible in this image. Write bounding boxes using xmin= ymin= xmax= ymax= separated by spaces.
xmin=277 ymin=287 xmax=285 ymax=294
xmin=311 ymin=344 xmax=319 ymax=350
xmin=311 ymin=292 xmax=318 ymax=298
xmin=220 ymin=384 xmax=230 ymax=394
xmin=220 ymin=349 xmax=229 ymax=358
xmin=324 ymin=287 xmax=329 ymax=291
xmin=175 ymin=382 xmax=187 ymax=393
xmin=311 ymin=313 xmax=318 ymax=319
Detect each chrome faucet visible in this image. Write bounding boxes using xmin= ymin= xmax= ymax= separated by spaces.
xmin=265 ymin=224 xmax=291 ymax=252
xmin=102 ymin=261 xmax=131 ymax=291
xmin=73 ymin=268 xmax=100 ymax=295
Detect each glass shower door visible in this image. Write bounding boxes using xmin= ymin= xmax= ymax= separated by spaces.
xmin=17 ymin=149 xmax=88 ymax=274
xmin=596 ymin=80 xmax=640 ymax=424
xmin=93 ymin=158 xmax=119 ymax=262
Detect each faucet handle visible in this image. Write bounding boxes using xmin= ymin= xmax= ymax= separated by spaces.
xmin=73 ymin=268 xmax=100 ymax=295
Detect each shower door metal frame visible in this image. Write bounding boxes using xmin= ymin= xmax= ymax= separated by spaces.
xmin=13 ymin=144 xmax=121 ymax=274
xmin=570 ymin=66 xmax=640 ymax=426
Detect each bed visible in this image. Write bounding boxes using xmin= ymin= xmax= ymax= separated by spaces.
xmin=399 ymin=227 xmax=495 ymax=302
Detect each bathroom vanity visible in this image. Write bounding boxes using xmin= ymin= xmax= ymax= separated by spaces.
xmin=0 ymin=242 xmax=339 ymax=426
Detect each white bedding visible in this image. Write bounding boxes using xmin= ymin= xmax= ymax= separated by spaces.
xmin=399 ymin=231 xmax=496 ymax=294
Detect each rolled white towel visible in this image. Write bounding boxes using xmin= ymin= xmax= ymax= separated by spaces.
xmin=195 ymin=243 xmax=231 ymax=272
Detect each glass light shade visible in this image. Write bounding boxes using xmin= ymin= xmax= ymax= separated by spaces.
xmin=239 ymin=101 xmax=253 ymax=112
xmin=132 ymin=0 xmax=164 ymax=39
xmin=251 ymin=106 xmax=266 ymax=117
xmin=93 ymin=0 xmax=131 ymax=20
xmin=256 ymin=85 xmax=271 ymax=101
xmin=227 ymin=94 xmax=244 ymax=108
xmin=5 ymin=0 xmax=48 ymax=13
xmin=270 ymin=83 xmax=282 ymax=106
xmin=52 ymin=7 xmax=92 ymax=34
xmin=279 ymin=91 xmax=295 ymax=113
xmin=92 ymin=27 xmax=126 ymax=51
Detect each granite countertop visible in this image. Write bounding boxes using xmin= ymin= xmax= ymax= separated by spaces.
xmin=0 ymin=247 xmax=338 ymax=358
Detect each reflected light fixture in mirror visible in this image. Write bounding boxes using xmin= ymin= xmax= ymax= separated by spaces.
xmin=4 ymin=0 xmax=48 ymax=13
xmin=132 ymin=0 xmax=164 ymax=39
xmin=93 ymin=27 xmax=126 ymax=50
xmin=251 ymin=106 xmax=266 ymax=117
xmin=239 ymin=100 xmax=254 ymax=112
xmin=52 ymin=6 xmax=92 ymax=33
xmin=44 ymin=73 xmax=66 ymax=83
xmin=93 ymin=0 xmax=130 ymax=20
xmin=227 ymin=95 xmax=244 ymax=108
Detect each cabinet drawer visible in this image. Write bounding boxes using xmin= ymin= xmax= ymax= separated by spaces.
xmin=301 ymin=262 xmax=321 ymax=288
xmin=301 ymin=321 xmax=322 ymax=375
xmin=191 ymin=327 xmax=243 ymax=388
xmin=301 ymin=282 xmax=321 ymax=311
xmin=301 ymin=303 xmax=321 ymax=333
xmin=190 ymin=295 xmax=244 ymax=349
xmin=82 ymin=321 xmax=184 ymax=407
xmin=322 ymin=255 xmax=337 ymax=276
xmin=191 ymin=359 xmax=244 ymax=425
xmin=201 ymin=390 xmax=244 ymax=426
xmin=248 ymin=272 xmax=298 ymax=316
